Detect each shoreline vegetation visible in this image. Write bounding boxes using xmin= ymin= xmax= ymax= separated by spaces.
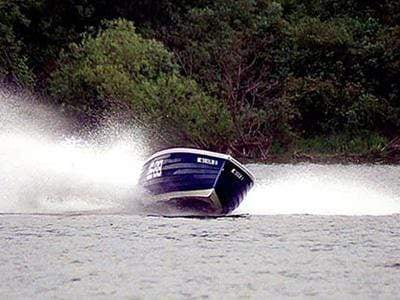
xmin=1 ymin=1 xmax=399 ymax=164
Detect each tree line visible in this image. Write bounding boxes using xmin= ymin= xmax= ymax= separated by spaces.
xmin=1 ymin=0 xmax=399 ymax=159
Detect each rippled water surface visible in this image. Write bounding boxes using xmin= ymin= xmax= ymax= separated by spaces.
xmin=2 ymin=163 xmax=400 ymax=299
xmin=1 ymin=213 xmax=400 ymax=299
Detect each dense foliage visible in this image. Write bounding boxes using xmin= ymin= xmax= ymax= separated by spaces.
xmin=50 ymin=20 xmax=233 ymax=149
xmin=1 ymin=0 xmax=399 ymax=158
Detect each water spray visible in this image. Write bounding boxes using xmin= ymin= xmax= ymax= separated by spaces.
xmin=1 ymin=89 xmax=399 ymax=216
xmin=237 ymin=164 xmax=400 ymax=215
xmin=0 ymin=89 xmax=148 ymax=213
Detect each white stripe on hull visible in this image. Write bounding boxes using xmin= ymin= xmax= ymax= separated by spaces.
xmin=144 ymin=188 xmax=223 ymax=212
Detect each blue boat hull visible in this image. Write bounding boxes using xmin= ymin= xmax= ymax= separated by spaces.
xmin=139 ymin=148 xmax=254 ymax=214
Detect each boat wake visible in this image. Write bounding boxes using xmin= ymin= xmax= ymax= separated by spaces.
xmin=0 ymin=89 xmax=148 ymax=214
xmin=236 ymin=164 xmax=400 ymax=216
xmin=1 ymin=89 xmax=399 ymax=216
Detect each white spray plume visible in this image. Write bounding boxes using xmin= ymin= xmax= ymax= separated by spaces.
xmin=2 ymin=89 xmax=399 ymax=216
xmin=0 ymin=89 xmax=148 ymax=213
xmin=237 ymin=164 xmax=400 ymax=215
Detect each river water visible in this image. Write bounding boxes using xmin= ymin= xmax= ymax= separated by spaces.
xmin=1 ymin=164 xmax=400 ymax=299
xmin=1 ymin=90 xmax=400 ymax=298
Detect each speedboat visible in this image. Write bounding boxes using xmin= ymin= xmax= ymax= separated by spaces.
xmin=139 ymin=148 xmax=255 ymax=214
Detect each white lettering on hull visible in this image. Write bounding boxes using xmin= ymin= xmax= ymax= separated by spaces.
xmin=146 ymin=159 xmax=163 ymax=180
xmin=231 ymin=168 xmax=244 ymax=181
xmin=197 ymin=157 xmax=218 ymax=166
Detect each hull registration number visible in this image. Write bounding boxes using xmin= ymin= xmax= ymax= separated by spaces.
xmin=146 ymin=159 xmax=163 ymax=180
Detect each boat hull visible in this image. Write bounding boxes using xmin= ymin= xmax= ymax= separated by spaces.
xmin=139 ymin=148 xmax=254 ymax=214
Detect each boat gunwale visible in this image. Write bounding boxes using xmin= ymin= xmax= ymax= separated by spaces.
xmin=143 ymin=148 xmax=255 ymax=181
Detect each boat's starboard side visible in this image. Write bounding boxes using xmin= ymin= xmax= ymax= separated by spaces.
xmin=214 ymin=159 xmax=254 ymax=213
